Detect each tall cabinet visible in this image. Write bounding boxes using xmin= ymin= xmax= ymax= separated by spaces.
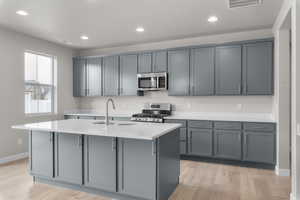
xmin=168 ymin=49 xmax=190 ymax=96
xmin=119 ymin=54 xmax=138 ymax=96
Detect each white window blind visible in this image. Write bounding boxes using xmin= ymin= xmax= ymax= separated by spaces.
xmin=24 ymin=52 xmax=56 ymax=114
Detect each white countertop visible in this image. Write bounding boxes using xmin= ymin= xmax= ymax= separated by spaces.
xmin=12 ymin=120 xmax=181 ymax=140
xmin=165 ymin=112 xmax=275 ymax=123
xmin=64 ymin=110 xmax=276 ymax=123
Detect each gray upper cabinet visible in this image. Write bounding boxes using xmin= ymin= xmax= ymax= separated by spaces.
xmin=189 ymin=128 xmax=213 ymax=157
xmin=215 ymin=45 xmax=242 ymax=95
xmin=119 ymin=54 xmax=138 ymax=96
xmin=86 ymin=57 xmax=102 ymax=96
xmin=214 ymin=130 xmax=242 ymax=160
xmin=152 ymin=50 xmax=168 ymax=72
xmin=73 ymin=58 xmax=87 ymax=97
xmin=103 ymin=56 xmax=119 ymax=96
xmin=84 ymin=136 xmax=117 ymax=192
xmin=30 ymin=132 xmax=54 ymax=178
xmin=190 ymin=47 xmax=215 ymax=96
xmin=118 ymin=138 xmax=156 ymax=200
xmin=168 ymin=49 xmax=190 ymax=96
xmin=243 ymin=42 xmax=273 ymax=95
xmin=138 ymin=53 xmax=152 ymax=73
xmin=54 ymin=133 xmax=83 ymax=185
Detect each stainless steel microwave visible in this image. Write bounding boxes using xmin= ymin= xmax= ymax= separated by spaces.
xmin=137 ymin=72 xmax=168 ymax=91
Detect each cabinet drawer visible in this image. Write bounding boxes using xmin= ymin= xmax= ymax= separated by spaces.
xmin=243 ymin=122 xmax=275 ymax=132
xmin=188 ymin=120 xmax=212 ymax=129
xmin=164 ymin=119 xmax=187 ymax=128
xmin=214 ymin=121 xmax=242 ymax=130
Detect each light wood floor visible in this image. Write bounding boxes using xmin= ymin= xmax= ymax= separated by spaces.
xmin=0 ymin=159 xmax=290 ymax=200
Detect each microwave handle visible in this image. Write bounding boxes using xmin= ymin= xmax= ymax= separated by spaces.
xmin=156 ymin=77 xmax=159 ymax=89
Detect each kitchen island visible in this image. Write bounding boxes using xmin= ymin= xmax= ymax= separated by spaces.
xmin=13 ymin=119 xmax=181 ymax=200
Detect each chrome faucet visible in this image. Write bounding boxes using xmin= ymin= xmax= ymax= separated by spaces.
xmin=106 ymin=98 xmax=116 ymax=125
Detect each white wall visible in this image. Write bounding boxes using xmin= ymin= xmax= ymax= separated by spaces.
xmin=77 ymin=29 xmax=275 ymax=115
xmin=0 ymin=26 xmax=78 ymax=159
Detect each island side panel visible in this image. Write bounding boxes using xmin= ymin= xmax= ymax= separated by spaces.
xmin=157 ymin=128 xmax=180 ymax=200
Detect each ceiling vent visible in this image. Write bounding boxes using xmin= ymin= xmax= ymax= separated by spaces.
xmin=229 ymin=0 xmax=262 ymax=8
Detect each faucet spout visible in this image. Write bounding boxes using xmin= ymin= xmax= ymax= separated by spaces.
xmin=106 ymin=98 xmax=116 ymax=125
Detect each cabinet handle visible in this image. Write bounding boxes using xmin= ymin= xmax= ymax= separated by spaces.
xmin=112 ymin=138 xmax=116 ymax=151
xmin=152 ymin=140 xmax=156 ymax=155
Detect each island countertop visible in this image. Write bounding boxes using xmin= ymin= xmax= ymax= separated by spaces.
xmin=12 ymin=119 xmax=182 ymax=140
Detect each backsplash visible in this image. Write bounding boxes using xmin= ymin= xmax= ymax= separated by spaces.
xmin=78 ymin=91 xmax=274 ymax=114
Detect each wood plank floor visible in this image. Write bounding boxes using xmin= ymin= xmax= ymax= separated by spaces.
xmin=0 ymin=159 xmax=290 ymax=200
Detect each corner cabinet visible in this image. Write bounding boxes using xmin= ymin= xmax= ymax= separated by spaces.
xmin=242 ymin=42 xmax=273 ymax=95
xmin=103 ymin=56 xmax=119 ymax=96
xmin=168 ymin=49 xmax=190 ymax=96
xmin=73 ymin=58 xmax=87 ymax=97
xmin=29 ymin=132 xmax=54 ymax=178
xmin=54 ymin=133 xmax=83 ymax=185
xmin=117 ymin=138 xmax=157 ymax=200
xmin=119 ymin=54 xmax=138 ymax=96
xmin=215 ymin=45 xmax=242 ymax=95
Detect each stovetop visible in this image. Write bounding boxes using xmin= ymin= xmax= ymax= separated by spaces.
xmin=131 ymin=103 xmax=172 ymax=123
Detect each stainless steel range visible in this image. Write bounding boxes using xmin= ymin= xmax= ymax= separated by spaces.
xmin=131 ymin=103 xmax=172 ymax=123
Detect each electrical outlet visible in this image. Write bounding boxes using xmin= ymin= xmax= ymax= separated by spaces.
xmin=17 ymin=138 xmax=23 ymax=145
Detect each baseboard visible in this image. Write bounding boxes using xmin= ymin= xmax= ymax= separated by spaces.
xmin=275 ymin=165 xmax=290 ymax=176
xmin=0 ymin=152 xmax=28 ymax=165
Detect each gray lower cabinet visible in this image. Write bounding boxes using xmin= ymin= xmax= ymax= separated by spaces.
xmin=84 ymin=136 xmax=117 ymax=191
xmin=119 ymin=54 xmax=138 ymax=96
xmin=152 ymin=50 xmax=167 ymax=72
xmin=138 ymin=53 xmax=152 ymax=73
xmin=243 ymin=42 xmax=273 ymax=95
xmin=188 ymin=128 xmax=213 ymax=157
xmin=29 ymin=132 xmax=54 ymax=178
xmin=168 ymin=49 xmax=190 ymax=96
xmin=214 ymin=130 xmax=242 ymax=160
xmin=243 ymin=131 xmax=275 ymax=164
xmin=54 ymin=133 xmax=83 ymax=185
xmin=103 ymin=56 xmax=119 ymax=96
xmin=86 ymin=57 xmax=102 ymax=96
xmin=118 ymin=138 xmax=156 ymax=200
xmin=73 ymin=57 xmax=87 ymax=97
xmin=190 ymin=47 xmax=215 ymax=96
xmin=215 ymin=45 xmax=242 ymax=95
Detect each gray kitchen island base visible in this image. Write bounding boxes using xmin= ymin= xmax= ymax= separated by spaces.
xmin=28 ymin=128 xmax=180 ymax=200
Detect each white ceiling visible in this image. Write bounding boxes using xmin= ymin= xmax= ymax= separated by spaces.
xmin=0 ymin=0 xmax=283 ymax=49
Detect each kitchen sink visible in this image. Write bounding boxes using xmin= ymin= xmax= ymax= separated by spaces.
xmin=116 ymin=123 xmax=135 ymax=126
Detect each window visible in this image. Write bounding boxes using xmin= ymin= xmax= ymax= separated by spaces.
xmin=24 ymin=52 xmax=57 ymax=114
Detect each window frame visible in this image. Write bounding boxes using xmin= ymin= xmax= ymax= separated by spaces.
xmin=24 ymin=50 xmax=57 ymax=116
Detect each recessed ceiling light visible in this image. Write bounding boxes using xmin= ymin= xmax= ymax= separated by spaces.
xmin=136 ymin=27 xmax=145 ymax=33
xmin=208 ymin=16 xmax=218 ymax=23
xmin=16 ymin=10 xmax=29 ymax=16
xmin=80 ymin=35 xmax=89 ymax=40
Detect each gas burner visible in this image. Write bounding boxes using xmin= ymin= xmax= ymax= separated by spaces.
xmin=131 ymin=103 xmax=172 ymax=123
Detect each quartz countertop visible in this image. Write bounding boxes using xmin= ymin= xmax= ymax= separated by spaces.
xmin=12 ymin=119 xmax=181 ymax=140
xmin=164 ymin=112 xmax=276 ymax=123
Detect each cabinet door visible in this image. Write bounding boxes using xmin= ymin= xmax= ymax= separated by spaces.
xmin=54 ymin=133 xmax=83 ymax=185
xmin=214 ymin=130 xmax=242 ymax=160
xmin=118 ymin=139 xmax=156 ymax=200
xmin=119 ymin=55 xmax=138 ymax=96
xmin=103 ymin=56 xmax=119 ymax=96
xmin=30 ymin=132 xmax=54 ymax=178
xmin=243 ymin=42 xmax=273 ymax=95
xmin=138 ymin=53 xmax=152 ymax=73
xmin=86 ymin=57 xmax=102 ymax=96
xmin=190 ymin=47 xmax=215 ymax=95
xmin=84 ymin=136 xmax=117 ymax=191
xmin=152 ymin=50 xmax=167 ymax=72
xmin=215 ymin=45 xmax=242 ymax=95
xmin=73 ymin=58 xmax=87 ymax=97
xmin=189 ymin=128 xmax=213 ymax=157
xmin=168 ymin=49 xmax=190 ymax=96
xmin=243 ymin=131 xmax=275 ymax=164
